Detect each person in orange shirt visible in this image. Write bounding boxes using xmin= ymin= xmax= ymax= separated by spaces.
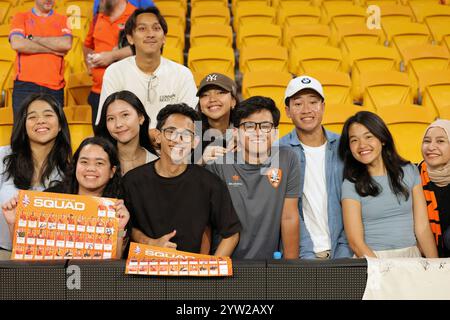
xmin=9 ymin=0 xmax=72 ymax=120
xmin=83 ymin=0 xmax=135 ymax=126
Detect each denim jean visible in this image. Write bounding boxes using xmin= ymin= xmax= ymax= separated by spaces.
xmin=12 ymin=80 xmax=64 ymax=122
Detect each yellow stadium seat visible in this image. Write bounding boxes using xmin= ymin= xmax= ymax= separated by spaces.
xmin=64 ymin=105 xmax=94 ymax=151
xmin=158 ymin=3 xmax=186 ymax=31
xmin=411 ymin=3 xmax=450 ymax=25
xmin=307 ymin=71 xmax=353 ymax=105
xmin=320 ymin=2 xmax=366 ymax=37
xmin=66 ymin=72 xmax=93 ymax=107
xmin=273 ymin=0 xmax=312 ymax=8
xmin=346 ymin=44 xmax=400 ymax=101
xmin=65 ymin=36 xmax=87 ymax=74
xmin=232 ymin=0 xmax=270 ymax=17
xmin=0 ymin=24 xmax=9 ymax=47
xmin=58 ymin=1 xmax=93 ymax=19
xmin=3 ymin=73 xmax=13 ymax=108
xmin=400 ymin=0 xmax=442 ymax=4
xmin=283 ymin=24 xmax=331 ymax=50
xmin=239 ymin=44 xmax=288 ymax=74
xmin=277 ymin=3 xmax=321 ymax=27
xmin=403 ymin=44 xmax=450 ymax=93
xmin=0 ymin=1 xmax=10 ymax=25
xmin=190 ymin=3 xmax=230 ymax=27
xmin=165 ymin=23 xmax=185 ymax=50
xmin=278 ymin=123 xmax=295 ymax=138
xmin=156 ymin=1 xmax=186 ymax=16
xmin=278 ymin=3 xmax=321 ymax=27
xmin=382 ymin=22 xmax=432 ymax=58
xmin=154 ymin=0 xmax=187 ymax=13
xmin=361 ymin=71 xmax=414 ymax=109
xmin=1 ymin=0 xmax=19 ymax=6
xmin=6 ymin=2 xmax=33 ymax=24
xmin=241 ymin=71 xmax=293 ymax=122
xmin=191 ymin=0 xmax=228 ymax=9
xmin=188 ymin=45 xmax=235 ymax=79
xmin=67 ymin=16 xmax=90 ymax=41
xmin=426 ymin=21 xmax=450 ymax=47
xmin=377 ymin=3 xmax=414 ymax=25
xmin=162 ymin=45 xmax=183 ymax=64
xmin=361 ymin=0 xmax=398 ymax=4
xmin=313 ymin=0 xmax=353 ymax=5
xmin=336 ymin=22 xmax=384 ymax=52
xmin=233 ymin=4 xmax=276 ymax=33
xmin=0 ymin=46 xmax=15 ymax=107
xmin=0 ymin=107 xmax=13 ymax=146
xmin=418 ymin=70 xmax=450 ymax=113
xmin=322 ymin=103 xmax=376 ymax=135
xmin=289 ymin=45 xmax=344 ymax=75
xmin=237 ymin=23 xmax=282 ymax=49
xmin=190 ymin=24 xmax=233 ymax=47
xmin=376 ymin=104 xmax=438 ymax=163
xmin=437 ymin=106 xmax=450 ymax=119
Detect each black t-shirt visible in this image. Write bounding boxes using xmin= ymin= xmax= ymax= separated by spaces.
xmin=122 ymin=161 xmax=242 ymax=253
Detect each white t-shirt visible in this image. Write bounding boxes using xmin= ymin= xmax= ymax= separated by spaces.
xmin=97 ymin=56 xmax=199 ymax=128
xmin=300 ymin=141 xmax=331 ymax=253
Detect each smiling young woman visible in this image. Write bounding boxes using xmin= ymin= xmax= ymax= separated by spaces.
xmin=418 ymin=119 xmax=450 ymax=257
xmin=0 ymin=93 xmax=72 ymax=259
xmin=339 ymin=111 xmax=437 ymax=259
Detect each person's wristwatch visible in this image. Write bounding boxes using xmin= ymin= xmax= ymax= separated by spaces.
xmin=27 ymin=34 xmax=33 ymax=40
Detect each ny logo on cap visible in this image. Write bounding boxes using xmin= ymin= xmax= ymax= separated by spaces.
xmin=301 ymin=78 xmax=311 ymax=84
xmin=206 ymin=74 xmax=218 ymax=82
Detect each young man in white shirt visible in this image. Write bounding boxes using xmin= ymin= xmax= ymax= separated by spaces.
xmin=96 ymin=7 xmax=198 ymax=147
xmin=278 ymin=76 xmax=353 ymax=259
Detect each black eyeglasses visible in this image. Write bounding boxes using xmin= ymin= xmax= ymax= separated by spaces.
xmin=162 ymin=128 xmax=195 ymax=143
xmin=239 ymin=121 xmax=274 ymax=133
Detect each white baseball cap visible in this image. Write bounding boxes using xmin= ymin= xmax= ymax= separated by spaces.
xmin=284 ymin=75 xmax=325 ymax=106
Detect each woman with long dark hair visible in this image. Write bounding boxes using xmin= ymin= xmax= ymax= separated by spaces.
xmin=2 ymin=137 xmax=130 ymax=258
xmin=95 ymin=90 xmax=157 ymax=175
xmin=338 ymin=111 xmax=437 ymax=258
xmin=0 ymin=93 xmax=72 ymax=259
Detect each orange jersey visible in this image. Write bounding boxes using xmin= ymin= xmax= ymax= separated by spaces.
xmin=84 ymin=2 xmax=136 ymax=93
xmin=9 ymin=9 xmax=72 ymax=90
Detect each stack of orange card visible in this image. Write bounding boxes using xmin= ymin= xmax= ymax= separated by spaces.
xmin=126 ymin=242 xmax=233 ymax=277
xmin=11 ymin=190 xmax=119 ymax=260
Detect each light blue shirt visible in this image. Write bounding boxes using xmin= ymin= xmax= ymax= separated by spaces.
xmin=342 ymin=164 xmax=421 ymax=251
xmin=0 ymin=146 xmax=63 ymax=250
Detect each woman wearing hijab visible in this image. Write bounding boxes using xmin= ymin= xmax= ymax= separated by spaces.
xmin=419 ymin=119 xmax=450 ymax=257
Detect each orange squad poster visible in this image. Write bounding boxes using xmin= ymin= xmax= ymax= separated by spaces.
xmin=11 ymin=190 xmax=119 ymax=260
xmin=126 ymin=242 xmax=233 ymax=277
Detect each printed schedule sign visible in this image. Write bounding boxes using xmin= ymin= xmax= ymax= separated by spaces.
xmin=126 ymin=242 xmax=233 ymax=277
xmin=11 ymin=190 xmax=119 ymax=260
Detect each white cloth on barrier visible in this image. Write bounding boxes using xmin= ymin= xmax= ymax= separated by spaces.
xmin=363 ymin=257 xmax=450 ymax=300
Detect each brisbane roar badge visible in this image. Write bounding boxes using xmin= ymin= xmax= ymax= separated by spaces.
xmin=267 ymin=168 xmax=282 ymax=188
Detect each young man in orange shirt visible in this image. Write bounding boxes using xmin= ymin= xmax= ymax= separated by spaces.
xmin=83 ymin=0 xmax=135 ymax=125
xmin=9 ymin=0 xmax=72 ymax=119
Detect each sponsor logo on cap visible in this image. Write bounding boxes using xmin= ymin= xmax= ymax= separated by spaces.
xmin=206 ymin=74 xmax=218 ymax=82
xmin=301 ymin=78 xmax=311 ymax=84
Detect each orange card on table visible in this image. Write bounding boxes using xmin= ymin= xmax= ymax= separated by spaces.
xmin=11 ymin=190 xmax=119 ymax=261
xmin=125 ymin=242 xmax=233 ymax=277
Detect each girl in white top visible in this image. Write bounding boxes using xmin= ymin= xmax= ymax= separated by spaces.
xmin=0 ymin=94 xmax=72 ymax=257
xmin=95 ymin=91 xmax=158 ymax=175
